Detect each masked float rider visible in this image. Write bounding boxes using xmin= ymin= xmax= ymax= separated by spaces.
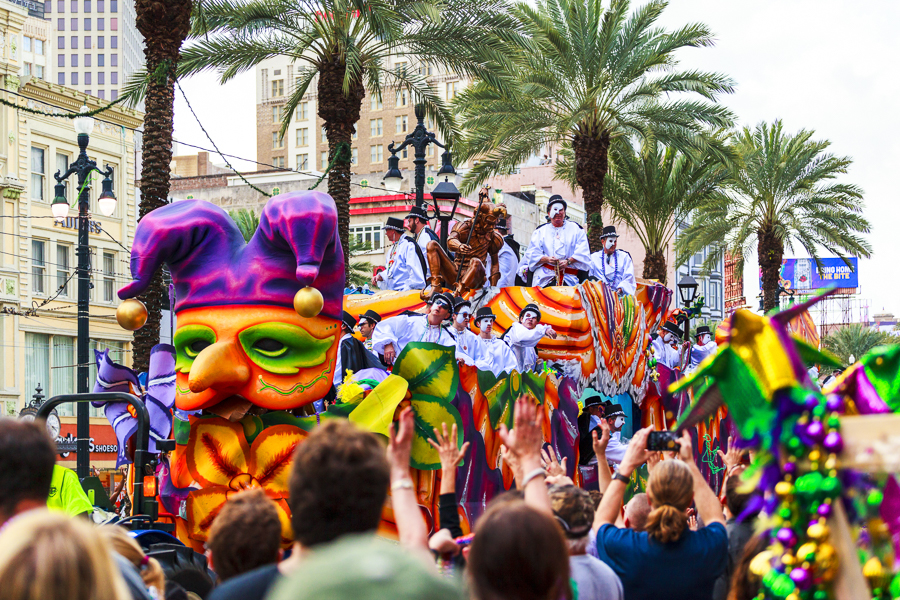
xmin=502 ymin=303 xmax=558 ymax=373
xmin=520 ymin=195 xmax=591 ymax=287
xmin=450 ymin=296 xmax=481 ymax=366
xmin=372 ymin=217 xmax=426 ymax=292
xmin=333 ymin=311 xmax=384 ymax=391
xmin=602 ymin=402 xmax=630 ymax=466
xmin=371 ymin=292 xmax=464 ymax=365
xmin=689 ymin=325 xmax=717 ymax=369
xmin=651 ymin=320 xmax=687 ymax=370
xmin=577 ymin=393 xmax=606 ymax=466
xmin=484 ymin=217 xmax=520 ymax=289
xmin=472 ymin=306 xmax=518 ymax=375
xmin=406 ymin=206 xmax=441 ymax=278
xmin=589 ymin=226 xmax=636 ymax=295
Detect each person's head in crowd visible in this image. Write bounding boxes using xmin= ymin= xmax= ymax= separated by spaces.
xmin=102 ymin=525 xmax=167 ymax=597
xmin=405 ymin=206 xmax=430 ymax=236
xmin=341 ymin=311 xmax=358 ymax=337
xmin=588 ymin=490 xmax=603 ymax=511
xmin=468 ymin=501 xmax=572 ymax=600
xmin=206 ymin=488 xmax=283 ymax=582
xmin=288 ymin=419 xmax=389 ymax=548
xmin=475 ymin=307 xmax=496 ymax=339
xmin=383 ymin=217 xmax=406 ymax=244
xmin=452 ymin=297 xmax=472 ymax=330
xmin=599 ymin=226 xmax=619 ymax=255
xmin=427 ymin=293 xmax=454 ymax=327
xmin=727 ymin=533 xmax=769 ymax=600
xmin=645 ymin=460 xmax=693 ymax=544
xmin=0 ymin=510 xmax=130 ymax=600
xmin=518 ymin=304 xmax=541 ymax=330
xmin=0 ymin=418 xmax=56 ymax=525
xmin=623 ymin=493 xmax=650 ymax=531
xmin=604 ymin=403 xmax=627 ymax=433
xmin=549 ymin=485 xmax=594 ymax=556
xmin=358 ymin=310 xmax=381 ymax=340
xmin=547 ymin=196 xmax=567 ymax=227
xmin=724 ymin=467 xmax=758 ymax=520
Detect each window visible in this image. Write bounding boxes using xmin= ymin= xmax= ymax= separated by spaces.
xmin=320 ymin=151 xmax=328 ymax=170
xmin=401 ymin=147 xmax=408 ymax=159
xmin=446 ymin=81 xmax=459 ymax=100
xmin=351 ymin=125 xmax=357 ymax=140
xmin=395 ymin=115 xmax=407 ymax=133
xmin=57 ymin=36 xmax=64 ymax=49
xmin=71 ymin=53 xmax=78 ymax=66
xmin=395 ymin=89 xmax=408 ymax=107
xmin=71 ymin=36 xmax=78 ymax=49
xmin=85 ymin=17 xmax=91 ymax=30
xmin=272 ymin=131 xmax=283 ymax=149
xmin=23 ymin=36 xmax=31 ymax=52
xmin=349 ymin=224 xmax=383 ymax=252
xmin=85 ymin=72 xmax=91 ymax=85
xmin=111 ymin=90 xmax=117 ymax=100
xmin=57 ymin=72 xmax=65 ymax=85
xmin=111 ymin=0 xmax=117 ymax=11
xmin=98 ymin=36 xmax=104 ymax=48
xmin=52 ymin=336 xmax=75 ymax=401
xmin=55 ymin=153 xmax=69 ymax=202
xmin=97 ymin=53 xmax=104 ymax=65
xmin=273 ymin=156 xmax=284 ymax=169
xmin=98 ymin=0 xmax=103 ymax=11
xmin=57 ymin=54 xmax=64 ymax=67
xmin=25 ymin=333 xmax=50 ymax=403
xmin=35 ymin=39 xmax=43 ymax=55
xmin=271 ymin=105 xmax=281 ymax=122
xmin=110 ymin=71 xmax=117 ymax=84
xmin=370 ymin=94 xmax=382 ymax=111
xmin=351 ymin=148 xmax=358 ymax=166
xmin=85 ymin=89 xmax=91 ymax=96
xmin=71 ymin=17 xmax=78 ymax=30
xmin=369 ymin=118 xmax=382 ymax=137
xmin=85 ymin=0 xmax=90 ymax=11
xmin=273 ymin=69 xmax=281 ymax=76
xmin=56 ymin=244 xmax=71 ymax=296
xmin=98 ymin=71 xmax=104 ymax=84
xmin=296 ymin=127 xmax=308 ymax=146
xmin=426 ymin=144 xmax=434 ymax=157
xmin=84 ymin=36 xmax=91 ymax=48
xmin=271 ymin=79 xmax=284 ymax=97
xmin=394 ymin=61 xmax=407 ymax=74
xmin=85 ymin=53 xmax=91 ymax=66
xmin=58 ymin=18 xmax=64 ymax=30
xmin=31 ymin=147 xmax=45 ymax=200
xmin=23 ymin=62 xmax=31 ymax=77
xmin=71 ymin=72 xmax=78 ymax=84
xmin=36 ymin=65 xmax=44 ymax=80
xmin=102 ymin=252 xmax=115 ymax=302
xmin=32 ymin=240 xmax=47 ymax=294
xmin=297 ymin=153 xmax=308 ymax=170
xmin=98 ymin=90 xmax=104 ymax=99
xmin=418 ymin=63 xmax=433 ymax=77
xmin=71 ymin=0 xmax=77 ymax=10
xmin=57 ymin=0 xmax=63 ymax=11
xmin=320 ymin=126 xmax=327 ymax=143
xmin=111 ymin=35 xmax=117 ymax=48
xmin=110 ymin=17 xmax=117 ymax=30
xmin=296 ymin=101 xmax=308 ymax=120
xmin=98 ymin=17 xmax=104 ymax=29
xmin=111 ymin=53 xmax=117 ymax=66
xmin=370 ymin=144 xmax=383 ymax=163
xmin=45 ymin=0 xmax=50 ymax=12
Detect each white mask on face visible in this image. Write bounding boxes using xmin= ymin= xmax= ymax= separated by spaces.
xmin=663 ymin=333 xmax=673 ymax=343
xmin=523 ymin=311 xmax=539 ymax=321
xmin=604 ymin=238 xmax=616 ymax=250
xmin=549 ymin=204 xmax=564 ymax=219
xmin=614 ymin=416 xmax=625 ymax=429
xmin=699 ymin=334 xmax=711 ymax=345
xmin=479 ymin=319 xmax=492 ymax=330
xmin=456 ymin=312 xmax=470 ymax=325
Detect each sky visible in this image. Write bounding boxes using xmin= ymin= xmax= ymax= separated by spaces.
xmin=171 ymin=0 xmax=900 ymax=316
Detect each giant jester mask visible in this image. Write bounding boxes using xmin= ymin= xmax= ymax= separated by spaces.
xmin=118 ymin=193 xmax=345 ymax=412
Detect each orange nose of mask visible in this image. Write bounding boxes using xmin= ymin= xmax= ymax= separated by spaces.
xmin=188 ymin=341 xmax=251 ymax=393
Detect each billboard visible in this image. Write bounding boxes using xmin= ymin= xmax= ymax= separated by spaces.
xmin=779 ymin=258 xmax=858 ymax=291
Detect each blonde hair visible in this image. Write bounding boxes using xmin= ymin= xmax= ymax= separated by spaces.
xmin=645 ymin=460 xmax=693 ymax=544
xmin=0 ymin=510 xmax=131 ymax=600
xmin=102 ymin=525 xmax=166 ymax=596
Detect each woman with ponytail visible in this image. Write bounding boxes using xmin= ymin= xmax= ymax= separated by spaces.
xmin=102 ymin=526 xmax=167 ymax=599
xmin=590 ymin=428 xmax=728 ymax=600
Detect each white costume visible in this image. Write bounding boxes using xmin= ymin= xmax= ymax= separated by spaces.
xmin=521 ymin=221 xmax=592 ymax=287
xmin=590 ymin=249 xmax=636 ymax=295
xmin=690 ymin=340 xmax=717 ymax=368
xmin=651 ymin=335 xmax=683 ymax=370
xmin=333 ymin=333 xmax=353 ymax=386
xmin=475 ymin=336 xmax=519 ymax=375
xmin=377 ymin=237 xmax=425 ymax=291
xmin=452 ymin=326 xmax=482 ymax=366
xmin=503 ymin=322 xmax=553 ymax=373
xmin=371 ymin=313 xmax=464 ymax=359
xmin=605 ymin=431 xmax=630 ymax=465
xmin=414 ymin=227 xmax=440 ymax=278
xmin=486 ymin=240 xmax=520 ymax=289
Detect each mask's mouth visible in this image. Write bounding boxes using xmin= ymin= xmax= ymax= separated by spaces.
xmin=203 ymin=394 xmax=257 ymax=422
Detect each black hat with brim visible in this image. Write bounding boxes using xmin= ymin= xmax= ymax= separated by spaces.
xmin=429 ymin=292 xmax=455 ymax=311
xmin=662 ymin=321 xmax=683 ymax=338
xmin=475 ymin=307 xmax=496 ymax=323
xmin=547 ymin=195 xmax=567 ymax=213
xmin=453 ymin=296 xmax=472 ymax=314
xmin=605 ymin=403 xmax=625 ymax=418
xmin=341 ymin=310 xmax=357 ymax=331
xmin=406 ymin=206 xmax=429 ymax=222
xmin=359 ymin=309 xmax=382 ymax=325
xmin=384 ymin=217 xmax=405 ymax=232
xmin=583 ymin=391 xmax=604 ymax=409
xmin=497 ymin=218 xmax=509 ymax=231
xmin=600 ymin=226 xmax=619 ymax=239
xmin=694 ymin=325 xmax=711 ymax=338
xmin=519 ymin=303 xmax=542 ymax=322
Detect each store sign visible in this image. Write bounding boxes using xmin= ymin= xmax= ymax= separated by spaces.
xmin=775 ymin=258 xmax=859 ymax=291
xmin=53 ymin=217 xmax=103 ymax=234
xmin=55 ymin=433 xmax=118 ymax=456
xmin=56 ymin=422 xmax=118 ymax=462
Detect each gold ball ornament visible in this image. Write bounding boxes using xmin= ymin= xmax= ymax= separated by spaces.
xmin=116 ymin=298 xmax=148 ymax=331
xmin=815 ymin=543 xmax=839 ymax=582
xmin=293 ymin=287 xmax=324 ymax=318
xmin=863 ymin=557 xmax=886 ymax=589
xmin=749 ymin=551 xmax=775 ymax=578
xmin=796 ymin=542 xmax=818 ymax=562
xmin=775 ymin=481 xmax=795 ymax=498
xmin=807 ymin=522 xmax=830 ymax=543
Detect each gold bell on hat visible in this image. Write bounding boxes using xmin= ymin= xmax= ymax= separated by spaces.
xmin=293 ymin=287 xmax=324 ymax=318
xmin=116 ymin=298 xmax=148 ymax=331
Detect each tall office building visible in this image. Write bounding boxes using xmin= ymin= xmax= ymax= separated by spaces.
xmin=45 ymin=0 xmax=142 ymax=101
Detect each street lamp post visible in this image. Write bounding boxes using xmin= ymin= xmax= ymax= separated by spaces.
xmin=51 ymin=106 xmax=117 ymax=479
xmin=677 ymin=274 xmax=699 ymax=341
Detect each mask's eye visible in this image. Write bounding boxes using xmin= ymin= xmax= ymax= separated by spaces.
xmin=239 ymin=322 xmax=335 ymax=375
xmin=174 ymin=324 xmax=217 ymax=373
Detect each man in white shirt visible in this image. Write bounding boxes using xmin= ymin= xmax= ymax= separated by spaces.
xmin=357 ymin=309 xmax=382 ymax=353
xmin=371 ymin=292 xmax=458 ymax=365
xmin=651 ymin=321 xmax=686 ymax=370
xmin=472 ymin=306 xmax=518 ymax=375
xmin=502 ymin=303 xmax=558 ymax=373
xmin=406 ymin=206 xmax=441 ymax=277
xmin=372 ymin=217 xmax=426 ymax=292
xmin=601 ymin=402 xmax=630 ymax=466
xmin=689 ymin=325 xmax=717 ymax=369
xmin=589 ymin=226 xmax=636 ymax=296
xmin=333 ymin=311 xmax=383 ymax=389
xmin=450 ymin=297 xmax=481 ymax=366
xmin=520 ymin=196 xmax=592 ymax=287
xmin=485 ymin=218 xmax=520 ymax=289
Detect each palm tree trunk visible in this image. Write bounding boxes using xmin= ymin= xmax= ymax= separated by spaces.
xmin=758 ymin=224 xmax=783 ymax=313
xmin=642 ymin=248 xmax=667 ymax=284
xmin=317 ymin=58 xmax=364 ymax=284
xmin=573 ymin=130 xmax=610 ymax=253
xmin=132 ymin=0 xmax=192 ymax=373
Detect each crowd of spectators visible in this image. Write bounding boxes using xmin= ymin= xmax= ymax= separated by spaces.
xmin=0 ymin=397 xmax=762 ymax=600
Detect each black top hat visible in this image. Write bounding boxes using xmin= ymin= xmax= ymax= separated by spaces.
xmin=359 ymin=309 xmax=382 ymax=325
xmin=600 ymin=226 xmax=619 ymax=239
xmin=453 ymin=296 xmax=472 ymax=313
xmin=496 ymin=218 xmax=509 ymax=231
xmin=429 ymin=292 xmax=455 ymax=311
xmin=604 ymin=403 xmax=625 ymax=418
xmin=547 ymin=195 xmax=567 ymax=212
xmin=518 ymin=303 xmax=542 ymax=322
xmin=694 ymin=325 xmax=712 ymax=338
xmin=474 ymin=306 xmax=496 ymax=322
xmin=406 ymin=206 xmax=429 ymax=222
xmin=583 ymin=392 xmax=604 ymax=409
xmin=341 ymin=310 xmax=357 ymax=331
xmin=383 ymin=217 xmax=405 ymax=232
xmin=661 ymin=321 xmax=684 ymax=339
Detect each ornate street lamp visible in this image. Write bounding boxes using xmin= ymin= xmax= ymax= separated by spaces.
xmin=383 ymin=104 xmax=454 ymax=209
xmin=677 ymin=274 xmax=699 ymax=340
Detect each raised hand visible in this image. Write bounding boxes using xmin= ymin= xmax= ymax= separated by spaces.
xmin=384 ymin=343 xmax=396 ymax=365
xmin=498 ymin=396 xmax=543 ymax=464
xmin=387 ymin=407 xmax=415 ymax=477
xmin=428 ymin=422 xmax=470 ymax=472
xmin=541 ymin=446 xmax=567 ymax=478
xmin=592 ymin=418 xmax=610 ymax=457
xmin=716 ymin=436 xmax=743 ymax=472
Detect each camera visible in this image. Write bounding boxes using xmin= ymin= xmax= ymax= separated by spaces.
xmin=647 ymin=430 xmax=681 ymax=452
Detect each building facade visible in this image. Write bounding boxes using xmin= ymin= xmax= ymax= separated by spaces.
xmin=21 ymin=15 xmax=52 ymax=83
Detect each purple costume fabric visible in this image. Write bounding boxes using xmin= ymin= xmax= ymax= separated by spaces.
xmin=117 ymin=192 xmax=345 ymax=318
xmin=92 ymin=344 xmax=176 ymax=467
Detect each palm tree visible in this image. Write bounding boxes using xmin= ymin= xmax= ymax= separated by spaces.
xmin=604 ymin=140 xmax=729 ymax=283
xmin=177 ymin=0 xmax=520 ymax=281
xmin=822 ymin=323 xmax=899 ymax=365
xmin=228 ymin=208 xmax=260 ymax=242
xmin=130 ymin=0 xmax=194 ymax=372
xmin=454 ymin=0 xmax=735 ymax=251
xmin=677 ymin=121 xmax=872 ymax=312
